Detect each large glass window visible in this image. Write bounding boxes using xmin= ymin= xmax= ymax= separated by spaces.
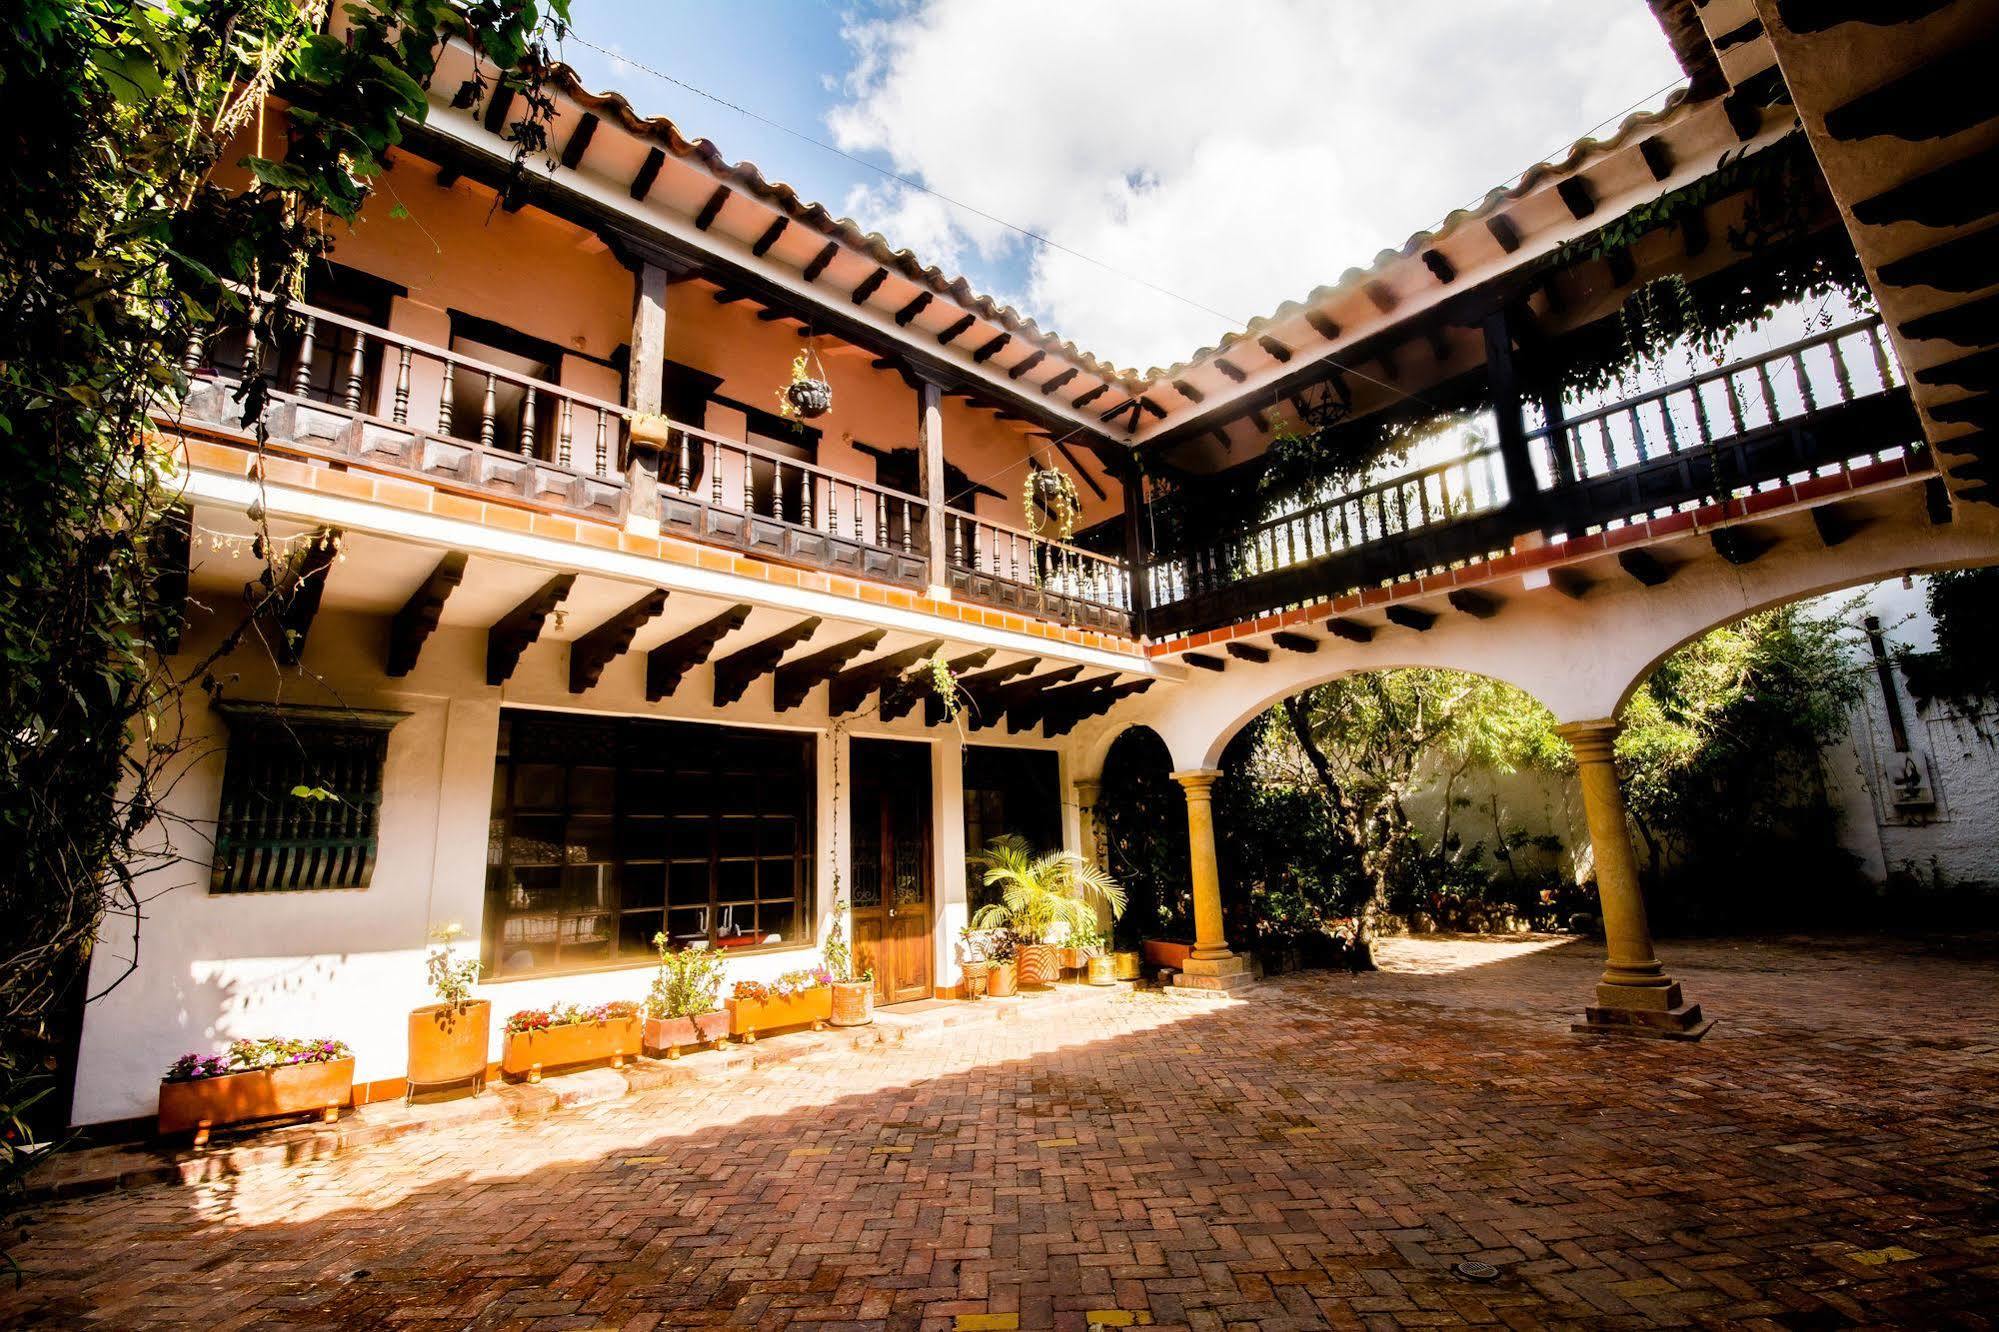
xmin=485 ymin=710 xmax=814 ymax=978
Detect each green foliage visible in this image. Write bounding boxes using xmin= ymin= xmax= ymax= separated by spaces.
xmin=647 ymin=934 xmax=726 ymax=1019
xmin=1896 ymin=568 xmax=1999 ymax=712
xmin=0 ymin=0 xmax=567 ymax=1163
xmin=968 ymin=834 xmax=1126 ymax=944
xmin=424 ymin=924 xmax=481 ymax=1009
xmin=1615 ymin=603 xmax=1867 ymax=929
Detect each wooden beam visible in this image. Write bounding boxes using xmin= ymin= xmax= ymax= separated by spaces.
xmin=1072 ymin=384 xmax=1109 ymax=409
xmin=1326 ymin=618 xmax=1372 ymax=644
xmin=1617 ymin=549 xmax=1671 ymax=586
xmin=1213 ymin=358 xmax=1247 ymax=383
xmin=481 ymin=84 xmax=515 ymax=135
xmin=1709 ymin=527 xmax=1764 ymax=566
xmin=1007 ymin=673 xmax=1120 ymax=733
xmin=937 ymin=314 xmax=975 ymax=345
xmin=828 ymin=638 xmax=944 ymax=717
xmin=1384 ymin=604 xmax=1436 ymax=632
xmin=1363 ymin=282 xmax=1398 ymax=315
xmin=850 ymin=267 xmax=888 ymax=304
xmin=693 ymin=185 xmax=730 ymax=232
xmin=932 ymin=656 xmax=1040 ymax=726
xmin=711 ymin=289 xmax=749 ymax=304
xmin=559 ymin=113 xmax=599 ymax=170
xmin=1925 ymin=477 xmax=1954 ymax=525
xmin=569 ymin=589 xmax=668 ymax=694
xmin=1044 ymin=679 xmax=1154 ymax=738
xmin=1304 ymin=310 xmax=1341 ymax=340
xmin=964 ymin=664 xmax=1085 ymax=731
xmin=1548 ymin=568 xmax=1592 ymax=600
xmin=1052 ymin=439 xmax=1108 ymax=501
xmin=1257 ymin=335 xmax=1292 ymax=363
xmin=1137 ymin=396 xmax=1166 ymax=419
xmin=1486 ymin=215 xmax=1522 ymax=254
xmin=803 ymin=242 xmax=839 ymax=283
xmin=1183 ymin=652 xmax=1225 ymax=671
xmin=751 ymin=217 xmax=789 ymax=257
xmin=646 ymin=604 xmax=751 ymax=701
xmin=1421 ymin=250 xmax=1456 ymax=284
xmin=1606 ymin=248 xmax=1637 ymax=288
xmin=879 ymin=647 xmax=995 ymax=722
xmin=1557 ymin=177 xmax=1596 ymax=220
xmin=386 ymin=551 xmax=467 ymax=677
xmin=772 ymin=629 xmax=887 ymax=712
xmin=1249 ymin=409 xmax=1271 ymax=433
xmin=1639 ymin=136 xmax=1674 ymax=182
xmin=1042 ymin=367 xmax=1079 ymax=395
xmin=713 ymin=616 xmax=821 ymax=706
xmin=486 ymin=573 xmax=574 ymax=686
xmin=973 ymin=332 xmax=1011 ymax=363
xmin=1680 ymin=209 xmax=1710 ymax=259
xmin=1008 ymin=350 xmax=1047 ymax=381
xmin=1271 ymin=631 xmax=1317 ymax=654
xmin=755 ymin=307 xmax=792 ymax=323
xmin=895 ymin=292 xmax=932 ymax=326
xmin=1810 ymin=504 xmax=1856 ymax=548
xmin=630 ymin=147 xmax=665 ymax=201
xmin=1447 ymin=588 xmax=1499 ymax=619
xmin=1224 ymin=642 xmax=1270 ymax=664
xmin=270 ymin=529 xmax=340 ymax=667
xmin=436 ymin=163 xmax=462 ymax=189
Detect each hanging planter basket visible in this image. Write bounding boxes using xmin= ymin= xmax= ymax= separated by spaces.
xmin=1023 ymin=464 xmax=1082 ymax=542
xmin=778 ymin=348 xmax=833 ymax=421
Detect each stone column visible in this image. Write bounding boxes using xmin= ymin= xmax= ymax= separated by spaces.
xmin=1556 ymin=720 xmax=1711 ymax=1040
xmin=1073 ymin=777 xmax=1105 ymax=866
xmin=916 ymin=378 xmax=949 ymax=598
xmin=622 ymin=259 xmax=671 ymax=537
xmin=1170 ymin=768 xmax=1254 ymax=992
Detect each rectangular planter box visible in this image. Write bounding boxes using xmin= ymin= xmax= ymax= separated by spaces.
xmin=158 ymin=1057 xmax=355 ymax=1145
xmin=643 ymin=1010 xmax=731 ymax=1057
xmin=501 ymin=1015 xmax=642 ymax=1083
xmin=727 ymin=987 xmax=831 ymax=1041
xmin=1142 ymin=939 xmax=1196 ymax=970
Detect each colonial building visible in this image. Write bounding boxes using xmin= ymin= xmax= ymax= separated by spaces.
xmin=72 ymin=0 xmax=1999 ymax=1126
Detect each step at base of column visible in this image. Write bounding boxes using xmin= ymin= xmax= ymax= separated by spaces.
xmin=1573 ymin=1002 xmax=1714 ymax=1042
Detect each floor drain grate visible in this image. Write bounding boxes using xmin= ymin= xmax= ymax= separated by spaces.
xmin=1453 ymin=1260 xmax=1500 ymax=1283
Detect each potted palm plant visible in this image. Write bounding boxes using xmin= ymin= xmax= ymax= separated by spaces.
xmin=405 ymin=924 xmax=490 ymax=1101
xmin=969 ymin=836 xmax=1126 ymax=991
xmin=822 ymin=900 xmax=874 ymax=1027
xmin=643 ymin=934 xmax=730 ymax=1057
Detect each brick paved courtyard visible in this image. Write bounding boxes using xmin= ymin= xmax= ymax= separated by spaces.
xmin=4 ymin=933 xmax=1997 ymax=1330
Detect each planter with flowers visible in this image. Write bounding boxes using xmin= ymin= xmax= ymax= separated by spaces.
xmin=957 ymin=926 xmax=993 ymax=999
xmin=969 ymin=835 xmax=1126 ymax=994
xmin=501 ymin=1001 xmax=642 ymax=1083
xmin=407 ymin=923 xmax=490 ymax=1101
xmin=644 ymin=933 xmax=731 ymax=1058
xmin=728 ymin=969 xmax=832 ymax=1041
xmin=159 ymin=1037 xmax=354 ymax=1145
xmin=982 ymin=929 xmax=1019 ymax=998
xmin=821 ymin=900 xmax=874 ymax=1027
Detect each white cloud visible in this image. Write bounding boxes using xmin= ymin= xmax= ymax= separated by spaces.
xmin=825 ymin=0 xmax=1684 ymax=371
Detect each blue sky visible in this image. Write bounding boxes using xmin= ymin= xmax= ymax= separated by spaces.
xmin=556 ymin=1 xmax=1686 ymax=372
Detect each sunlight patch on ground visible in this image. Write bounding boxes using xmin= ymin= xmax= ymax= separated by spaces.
xmin=1369 ymin=932 xmax=1583 ymax=976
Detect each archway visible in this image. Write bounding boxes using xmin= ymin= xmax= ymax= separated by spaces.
xmin=1094 ymin=725 xmax=1188 ymax=951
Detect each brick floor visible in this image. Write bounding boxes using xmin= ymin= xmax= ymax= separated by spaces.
xmin=4 ymin=933 xmax=1997 ymax=1330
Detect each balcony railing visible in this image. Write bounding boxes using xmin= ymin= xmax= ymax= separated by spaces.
xmin=944 ymin=509 xmax=1135 ymax=636
xmin=1147 ymin=315 xmax=1922 ymax=639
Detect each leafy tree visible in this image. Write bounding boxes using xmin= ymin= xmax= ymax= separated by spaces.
xmin=1896 ymin=567 xmax=1999 ymax=712
xmin=1614 ymin=603 xmax=1867 ymax=929
xmin=0 ymin=0 xmax=566 ymax=1157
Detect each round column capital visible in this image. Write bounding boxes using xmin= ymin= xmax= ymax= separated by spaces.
xmin=1554 ymin=718 xmax=1621 ymax=765
xmin=1171 ymin=767 xmax=1223 ymax=796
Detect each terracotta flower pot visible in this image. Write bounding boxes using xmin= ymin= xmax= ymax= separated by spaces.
xmin=1141 ymin=939 xmax=1195 ymax=971
xmin=406 ymin=1000 xmax=491 ymax=1098
xmin=644 ymin=1014 xmax=696 ymax=1057
xmin=986 ymin=960 xmax=1018 ymax=997
xmin=1086 ymin=955 xmax=1117 ymax=986
xmin=1111 ymin=950 xmax=1142 ymax=981
xmin=159 ymin=1058 xmax=355 ymax=1146
xmin=501 ymin=1014 xmax=642 ymax=1083
xmin=1058 ymin=946 xmax=1084 ymax=971
xmin=829 ymin=980 xmax=874 ymax=1027
xmin=1017 ymin=943 xmax=1058 ymax=988
xmin=728 ymin=986 xmax=832 ymax=1042
xmin=960 ymin=960 xmax=990 ymax=999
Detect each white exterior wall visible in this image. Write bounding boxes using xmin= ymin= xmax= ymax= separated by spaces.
xmin=73 ymin=601 xmax=1067 ymax=1126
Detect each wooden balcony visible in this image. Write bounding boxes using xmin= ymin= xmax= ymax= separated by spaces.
xmin=944 ymin=510 xmax=1135 ymax=637
xmin=1147 ymin=316 xmax=1926 ymax=639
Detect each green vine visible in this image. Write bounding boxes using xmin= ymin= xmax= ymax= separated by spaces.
xmin=1023 ymin=464 xmax=1082 ymax=542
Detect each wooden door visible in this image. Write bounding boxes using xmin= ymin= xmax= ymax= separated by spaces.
xmin=849 ymin=739 xmax=933 ymax=1004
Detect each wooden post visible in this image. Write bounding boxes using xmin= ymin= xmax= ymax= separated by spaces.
xmin=916 ymin=378 xmax=949 ymax=594
xmin=625 ymin=260 xmax=671 ymax=535
xmin=1120 ymin=455 xmax=1151 ymax=638
xmin=1482 ymin=308 xmax=1543 ymax=530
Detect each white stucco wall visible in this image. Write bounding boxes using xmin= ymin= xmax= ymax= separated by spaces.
xmin=73 ymin=597 xmax=1072 ymax=1126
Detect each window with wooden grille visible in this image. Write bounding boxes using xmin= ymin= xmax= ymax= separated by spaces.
xmin=210 ymin=703 xmax=408 ymax=893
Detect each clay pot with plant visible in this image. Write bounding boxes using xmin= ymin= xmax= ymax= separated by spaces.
xmin=643 ymin=933 xmax=730 ymax=1057
xmin=405 ymin=924 xmax=490 ymax=1101
xmin=822 ymin=901 xmax=874 ymax=1027
xmin=982 ymin=928 xmax=1019 ymax=998
xmin=969 ymin=835 xmax=1126 ymax=991
xmin=957 ymin=925 xmax=992 ymax=999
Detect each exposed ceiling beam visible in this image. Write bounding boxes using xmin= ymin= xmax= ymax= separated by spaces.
xmin=1446 ymin=588 xmax=1498 ymax=619
xmin=751 ymin=216 xmax=789 ymax=258
xmin=880 ymin=647 xmax=995 ymax=722
xmin=646 ymin=603 xmax=751 ymax=701
xmin=559 ymin=112 xmax=598 ymax=170
xmin=772 ymin=629 xmax=887 ymax=712
xmin=802 ymin=242 xmax=838 ymax=283
xmin=1326 ymin=617 xmax=1372 ymax=643
xmin=1385 ymin=604 xmax=1436 ymax=632
xmin=569 ymin=588 xmax=668 ymax=694
xmin=895 ymin=292 xmax=933 ymax=327
xmin=850 ymin=267 xmax=888 ymax=304
xmin=269 ymin=528 xmax=340 ymax=668
xmin=386 ymin=551 xmax=467 ymax=677
xmin=713 ymin=616 xmax=821 ymax=706
xmin=827 ymin=638 xmax=945 ymax=717
xmin=1617 ymin=549 xmax=1672 ymax=586
xmin=973 ymin=332 xmax=1011 ymax=363
xmin=486 ymin=573 xmax=574 ymax=686
xmin=1009 ymin=350 xmax=1047 ymax=381
xmin=693 ymin=185 xmax=730 ymax=231
xmin=1224 ymin=642 xmax=1269 ymax=664
xmin=630 ymin=147 xmax=665 ymax=201
xmin=937 ymin=314 xmax=975 ymax=345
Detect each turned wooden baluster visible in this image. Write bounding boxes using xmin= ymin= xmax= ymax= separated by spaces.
xmin=743 ymin=449 xmax=756 ymax=516
xmin=392 ymin=345 xmax=412 ymax=424
xmin=675 ymin=429 xmax=691 ymax=493
xmin=1829 ymin=335 xmax=1855 ymax=403
xmin=291 ymin=316 xmax=317 ymax=396
xmin=594 ymin=409 xmax=609 ymax=476
xmin=803 ymin=471 xmax=816 ymax=529
xmin=518 ymin=386 xmax=538 ymax=456
xmin=182 ymin=330 xmax=205 ymax=375
xmin=1009 ymin=532 xmax=1020 ymax=582
xmin=342 ymin=331 xmax=366 ymax=410
xmin=875 ymin=493 xmax=888 ymax=548
xmin=556 ymin=396 xmax=574 ymax=468
xmin=853 ymin=486 xmax=865 ymax=545
xmin=711 ymin=440 xmax=725 ymax=506
xmin=479 ymin=372 xmax=497 ymax=448
xmin=898 ymin=499 xmax=911 ymax=552
xmin=437 ymin=360 xmax=456 ymax=436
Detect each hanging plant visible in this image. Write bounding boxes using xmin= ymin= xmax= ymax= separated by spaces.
xmin=777 ymin=348 xmax=832 ymax=422
xmin=922 ymin=654 xmax=965 ymax=722
xmin=1023 ymin=464 xmax=1081 ymax=542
